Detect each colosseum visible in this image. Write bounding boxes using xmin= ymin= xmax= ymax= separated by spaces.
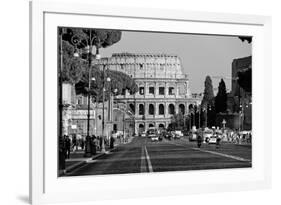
xmin=94 ymin=53 xmax=201 ymax=135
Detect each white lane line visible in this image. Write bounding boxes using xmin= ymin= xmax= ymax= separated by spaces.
xmin=192 ymin=148 xmax=251 ymax=162
xmin=140 ymin=146 xmax=147 ymax=172
xmin=144 ymin=146 xmax=153 ymax=172
xmin=167 ymin=140 xmax=250 ymax=162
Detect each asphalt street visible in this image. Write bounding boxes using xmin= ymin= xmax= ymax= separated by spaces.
xmin=66 ymin=137 xmax=251 ymax=176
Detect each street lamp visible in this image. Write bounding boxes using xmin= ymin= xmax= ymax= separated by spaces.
xmin=72 ymin=32 xmax=101 ymax=157
xmin=101 ymin=67 xmax=111 ymax=153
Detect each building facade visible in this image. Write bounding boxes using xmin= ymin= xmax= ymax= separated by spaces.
xmin=61 ymin=53 xmax=202 ymax=137
xmin=226 ymin=55 xmax=252 ymax=130
xmin=95 ymin=53 xmax=201 ymax=135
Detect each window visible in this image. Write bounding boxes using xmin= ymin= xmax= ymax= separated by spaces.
xmin=168 ymin=104 xmax=175 ymax=114
xmin=169 ymin=87 xmax=175 ymax=95
xmin=179 ymin=104 xmax=185 ymax=114
xmin=139 ymin=104 xmax=144 ymax=115
xmin=149 ymin=87 xmax=155 ymax=94
xmin=149 ymin=104 xmax=155 ymax=115
xmin=159 ymin=87 xmax=165 ymax=95
xmin=139 ymin=87 xmax=144 ymax=95
xmin=159 ymin=104 xmax=164 ymax=115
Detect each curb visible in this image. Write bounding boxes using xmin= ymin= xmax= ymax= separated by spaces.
xmin=63 ymin=146 xmax=120 ymax=175
xmin=63 ymin=139 xmax=135 ymax=175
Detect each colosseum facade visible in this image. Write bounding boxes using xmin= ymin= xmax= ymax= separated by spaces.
xmin=94 ymin=53 xmax=201 ymax=135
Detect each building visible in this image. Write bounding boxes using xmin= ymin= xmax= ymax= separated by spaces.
xmin=61 ymin=53 xmax=202 ymax=137
xmin=94 ymin=53 xmax=201 ymax=135
xmin=225 ymin=55 xmax=252 ymax=130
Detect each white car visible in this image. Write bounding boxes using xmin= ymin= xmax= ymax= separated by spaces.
xmin=140 ymin=132 xmax=146 ymax=137
xmin=203 ymin=131 xmax=213 ymax=143
xmin=208 ymin=136 xmax=217 ymax=144
xmin=151 ymin=135 xmax=159 ymax=141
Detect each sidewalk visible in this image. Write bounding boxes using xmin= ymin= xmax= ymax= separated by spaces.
xmin=60 ymin=137 xmax=134 ymax=176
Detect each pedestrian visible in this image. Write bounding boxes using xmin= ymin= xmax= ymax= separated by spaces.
xmin=91 ymin=135 xmax=96 ymax=155
xmin=216 ymin=136 xmax=221 ymax=149
xmin=197 ymin=133 xmax=202 ymax=148
xmin=72 ymin=135 xmax=77 ymax=152
xmin=110 ymin=135 xmax=115 ymax=149
xmin=59 ymin=135 xmax=66 ymax=171
xmin=99 ymin=136 xmax=103 ymax=151
xmin=65 ymin=135 xmax=71 ymax=159
xmin=80 ymin=138 xmax=85 ymax=150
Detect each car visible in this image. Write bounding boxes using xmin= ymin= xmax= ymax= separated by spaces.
xmin=203 ymin=130 xmax=213 ymax=143
xmin=140 ymin=132 xmax=146 ymax=137
xmin=174 ymin=130 xmax=183 ymax=139
xmin=147 ymin=128 xmax=159 ymax=141
xmin=208 ymin=136 xmax=217 ymax=144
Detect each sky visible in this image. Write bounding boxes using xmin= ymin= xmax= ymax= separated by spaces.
xmin=100 ymin=31 xmax=252 ymax=94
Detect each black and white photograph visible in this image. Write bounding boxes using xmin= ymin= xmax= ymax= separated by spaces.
xmin=58 ymin=27 xmax=252 ymax=177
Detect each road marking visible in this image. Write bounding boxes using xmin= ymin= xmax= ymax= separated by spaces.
xmin=167 ymin=140 xmax=251 ymax=162
xmin=144 ymin=146 xmax=153 ymax=172
xmin=192 ymin=148 xmax=251 ymax=162
xmin=140 ymin=146 xmax=147 ymax=172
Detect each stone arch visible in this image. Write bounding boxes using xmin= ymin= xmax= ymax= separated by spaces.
xmin=179 ymin=104 xmax=185 ymax=114
xmin=149 ymin=123 xmax=155 ymax=128
xmin=158 ymin=104 xmax=165 ymax=115
xmin=149 ymin=104 xmax=155 ymax=115
xmin=168 ymin=104 xmax=175 ymax=114
xmin=139 ymin=104 xmax=144 ymax=115
xmin=138 ymin=124 xmax=145 ymax=134
xmin=158 ymin=123 xmax=165 ymax=129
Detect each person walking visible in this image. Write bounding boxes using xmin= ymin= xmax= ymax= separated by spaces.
xmin=59 ymin=135 xmax=66 ymax=171
xmin=216 ymin=136 xmax=221 ymax=149
xmin=72 ymin=135 xmax=77 ymax=152
xmin=197 ymin=132 xmax=202 ymax=148
xmin=65 ymin=135 xmax=71 ymax=159
xmin=91 ymin=135 xmax=96 ymax=155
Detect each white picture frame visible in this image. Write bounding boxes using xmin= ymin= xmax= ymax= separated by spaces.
xmin=30 ymin=0 xmax=272 ymax=204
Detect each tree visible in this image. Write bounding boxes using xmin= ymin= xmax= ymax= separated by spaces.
xmin=75 ymin=66 xmax=138 ymax=102
xmin=59 ymin=40 xmax=86 ymax=84
xmin=201 ymin=76 xmax=215 ymax=107
xmin=59 ymin=27 xmax=138 ymax=100
xmin=201 ymin=76 xmax=215 ymax=127
xmin=215 ymin=79 xmax=227 ymax=113
xmin=61 ymin=28 xmax=122 ymax=56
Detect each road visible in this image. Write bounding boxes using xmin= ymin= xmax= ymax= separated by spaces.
xmin=66 ymin=137 xmax=251 ymax=176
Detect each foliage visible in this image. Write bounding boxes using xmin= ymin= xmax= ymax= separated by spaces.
xmin=61 ymin=28 xmax=122 ymax=52
xmin=75 ymin=66 xmax=138 ymax=103
xmin=201 ymin=75 xmax=215 ymax=108
xmin=215 ymin=79 xmax=227 ymax=113
xmin=58 ymin=27 xmax=137 ymax=102
xmin=59 ymin=40 xmax=86 ymax=84
xmin=238 ymin=69 xmax=251 ymax=93
xmin=238 ymin=36 xmax=252 ymax=43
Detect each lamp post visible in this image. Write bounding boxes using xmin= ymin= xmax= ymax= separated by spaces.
xmin=101 ymin=66 xmax=111 ymax=153
xmin=72 ymin=31 xmax=101 ymax=157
